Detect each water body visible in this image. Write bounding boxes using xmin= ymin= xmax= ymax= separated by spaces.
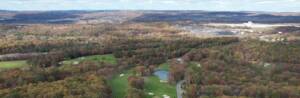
xmin=154 ymin=70 xmax=169 ymax=81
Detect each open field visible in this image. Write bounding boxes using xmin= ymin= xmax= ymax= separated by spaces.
xmin=0 ymin=60 xmax=27 ymax=69
xmin=62 ymin=54 xmax=117 ymax=65
xmin=109 ymin=70 xmax=132 ymax=98
xmin=158 ymin=63 xmax=170 ymax=71
xmin=144 ymin=76 xmax=176 ymax=98
xmin=109 ymin=64 xmax=176 ymax=98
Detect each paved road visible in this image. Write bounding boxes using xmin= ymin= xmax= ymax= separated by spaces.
xmin=176 ymin=80 xmax=185 ymax=98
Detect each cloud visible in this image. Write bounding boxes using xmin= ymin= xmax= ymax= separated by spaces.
xmin=256 ymin=0 xmax=300 ymax=4
xmin=256 ymin=0 xmax=277 ymax=4
xmin=0 ymin=0 xmax=299 ymax=12
xmin=119 ymin=0 xmax=130 ymax=3
xmin=287 ymin=0 xmax=297 ymax=2
xmin=161 ymin=0 xmax=177 ymax=4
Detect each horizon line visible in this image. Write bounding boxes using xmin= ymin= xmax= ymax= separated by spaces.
xmin=0 ymin=9 xmax=299 ymax=13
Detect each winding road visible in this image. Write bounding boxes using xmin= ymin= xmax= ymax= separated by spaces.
xmin=176 ymin=80 xmax=185 ymax=98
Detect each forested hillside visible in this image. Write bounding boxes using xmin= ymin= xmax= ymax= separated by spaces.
xmin=0 ymin=21 xmax=299 ymax=98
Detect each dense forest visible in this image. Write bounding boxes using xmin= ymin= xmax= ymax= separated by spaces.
xmin=0 ymin=22 xmax=299 ymax=98
xmin=179 ymin=41 xmax=300 ymax=98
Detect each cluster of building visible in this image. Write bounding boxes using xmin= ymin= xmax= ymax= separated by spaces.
xmin=259 ymin=35 xmax=286 ymax=42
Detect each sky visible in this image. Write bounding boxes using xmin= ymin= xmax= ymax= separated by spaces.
xmin=0 ymin=0 xmax=300 ymax=12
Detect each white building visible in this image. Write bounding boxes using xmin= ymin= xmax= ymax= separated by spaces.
xmin=244 ymin=21 xmax=254 ymax=27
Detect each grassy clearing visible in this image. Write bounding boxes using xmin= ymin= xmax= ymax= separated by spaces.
xmin=144 ymin=76 xmax=176 ymax=98
xmin=158 ymin=63 xmax=170 ymax=71
xmin=188 ymin=61 xmax=201 ymax=68
xmin=109 ymin=70 xmax=133 ymax=98
xmin=62 ymin=54 xmax=117 ymax=65
xmin=109 ymin=62 xmax=176 ymax=98
xmin=0 ymin=60 xmax=27 ymax=69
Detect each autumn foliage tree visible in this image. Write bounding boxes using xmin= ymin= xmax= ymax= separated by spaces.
xmin=128 ymin=76 xmax=144 ymax=89
xmin=27 ymin=52 xmax=64 ymax=67
xmin=168 ymin=60 xmax=188 ymax=84
xmin=126 ymin=88 xmax=145 ymax=98
xmin=134 ymin=66 xmax=146 ymax=76
xmin=0 ymin=74 xmax=112 ymax=98
xmin=127 ymin=76 xmax=145 ymax=98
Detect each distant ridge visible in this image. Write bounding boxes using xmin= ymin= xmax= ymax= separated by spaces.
xmin=0 ymin=10 xmax=299 ymax=24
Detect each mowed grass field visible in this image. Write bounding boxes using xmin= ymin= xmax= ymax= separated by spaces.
xmin=145 ymin=62 xmax=176 ymax=98
xmin=144 ymin=76 xmax=176 ymax=98
xmin=0 ymin=60 xmax=27 ymax=69
xmin=109 ymin=70 xmax=133 ymax=98
xmin=158 ymin=63 xmax=170 ymax=71
xmin=62 ymin=54 xmax=117 ymax=65
xmin=109 ymin=62 xmax=176 ymax=98
xmin=0 ymin=54 xmax=117 ymax=69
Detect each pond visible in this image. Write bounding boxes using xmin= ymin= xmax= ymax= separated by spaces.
xmin=154 ymin=70 xmax=169 ymax=81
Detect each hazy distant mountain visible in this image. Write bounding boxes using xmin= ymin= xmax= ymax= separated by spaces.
xmin=132 ymin=11 xmax=300 ymax=23
xmin=0 ymin=10 xmax=299 ymax=24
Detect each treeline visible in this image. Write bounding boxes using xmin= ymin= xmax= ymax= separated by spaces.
xmin=26 ymin=43 xmax=112 ymax=67
xmin=0 ymin=59 xmax=120 ymax=89
xmin=0 ymin=40 xmax=102 ymax=55
xmin=272 ymin=26 xmax=300 ymax=35
xmin=126 ymin=76 xmax=145 ymax=98
xmin=179 ymin=41 xmax=300 ymax=98
xmin=114 ymin=37 xmax=239 ymax=66
xmin=0 ymin=74 xmax=111 ymax=98
xmin=232 ymin=41 xmax=300 ymax=64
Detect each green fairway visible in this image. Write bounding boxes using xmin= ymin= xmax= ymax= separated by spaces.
xmin=109 ymin=70 xmax=133 ymax=98
xmin=109 ymin=64 xmax=176 ymax=98
xmin=144 ymin=76 xmax=176 ymax=98
xmin=0 ymin=60 xmax=27 ymax=69
xmin=188 ymin=61 xmax=201 ymax=68
xmin=62 ymin=54 xmax=117 ymax=65
xmin=158 ymin=63 xmax=170 ymax=71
